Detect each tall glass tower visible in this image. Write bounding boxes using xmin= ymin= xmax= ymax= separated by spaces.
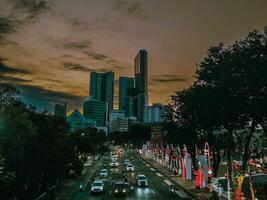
xmin=119 ymin=77 xmax=135 ymax=110
xmin=134 ymin=49 xmax=149 ymax=122
xmin=89 ymin=71 xmax=114 ymax=114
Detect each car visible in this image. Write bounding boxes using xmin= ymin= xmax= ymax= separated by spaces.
xmin=111 ymin=155 xmax=117 ymax=162
xmin=91 ymin=180 xmax=104 ymax=194
xmin=126 ymin=164 xmax=134 ymax=172
xmin=111 ymin=161 xmax=118 ymax=167
xmin=112 ymin=181 xmax=128 ymax=196
xmin=100 ymin=169 xmax=108 ymax=178
xmin=137 ymin=174 xmax=148 ymax=187
xmin=124 ymin=159 xmax=130 ymax=166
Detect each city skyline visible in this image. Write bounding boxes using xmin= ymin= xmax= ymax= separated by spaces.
xmin=0 ymin=0 xmax=267 ymax=112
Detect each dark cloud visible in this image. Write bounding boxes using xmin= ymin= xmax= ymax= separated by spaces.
xmin=0 ymin=17 xmax=16 ymax=43
xmin=85 ymin=52 xmax=108 ymax=60
xmin=62 ymin=41 xmax=91 ymax=50
xmin=63 ymin=62 xmax=93 ymax=72
xmin=151 ymin=75 xmax=188 ymax=83
xmin=11 ymin=0 xmax=50 ymax=16
xmin=0 ymin=17 xmax=16 ymax=35
xmin=113 ymin=1 xmax=147 ymax=19
xmin=0 ymin=58 xmax=32 ymax=75
xmin=18 ymin=84 xmax=85 ymax=112
xmin=0 ymin=74 xmax=31 ymax=83
xmin=84 ymin=51 xmax=125 ymax=70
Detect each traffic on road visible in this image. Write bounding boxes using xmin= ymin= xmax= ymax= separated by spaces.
xmin=74 ymin=147 xmax=191 ymax=200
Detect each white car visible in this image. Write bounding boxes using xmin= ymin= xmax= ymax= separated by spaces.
xmin=137 ymin=174 xmax=148 ymax=187
xmin=111 ymin=161 xmax=118 ymax=167
xmin=124 ymin=159 xmax=130 ymax=166
xmin=91 ymin=180 xmax=104 ymax=193
xmin=126 ymin=164 xmax=134 ymax=172
xmin=100 ymin=169 xmax=108 ymax=178
xmin=111 ymin=155 xmax=117 ymax=162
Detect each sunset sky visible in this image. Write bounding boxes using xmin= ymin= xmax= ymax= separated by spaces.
xmin=0 ymin=0 xmax=267 ymax=112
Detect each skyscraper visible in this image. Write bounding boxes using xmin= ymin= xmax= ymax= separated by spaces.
xmin=134 ymin=49 xmax=149 ymax=122
xmin=54 ymin=103 xmax=67 ymax=118
xmin=119 ymin=77 xmax=134 ymax=110
xmin=89 ymin=71 xmax=114 ymax=113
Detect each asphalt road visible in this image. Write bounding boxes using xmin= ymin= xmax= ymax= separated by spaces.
xmin=68 ymin=149 xmax=191 ymax=200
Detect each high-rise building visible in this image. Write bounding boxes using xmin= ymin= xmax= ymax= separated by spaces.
xmin=83 ymin=98 xmax=108 ymax=128
xmin=124 ymin=88 xmax=137 ymax=117
xmin=54 ymin=103 xmax=67 ymax=118
xmin=134 ymin=49 xmax=149 ymax=122
xmin=119 ymin=77 xmax=134 ymax=110
xmin=134 ymin=49 xmax=148 ymax=95
xmin=89 ymin=71 xmax=114 ymax=113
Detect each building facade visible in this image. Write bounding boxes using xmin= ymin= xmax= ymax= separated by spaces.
xmin=109 ymin=109 xmax=128 ymax=132
xmin=54 ymin=103 xmax=67 ymax=118
xmin=89 ymin=71 xmax=114 ymax=113
xmin=67 ymin=109 xmax=96 ymax=131
xmin=143 ymin=103 xmax=162 ymax=123
xmin=83 ymin=98 xmax=108 ymax=128
xmin=110 ymin=117 xmax=129 ymax=132
xmin=119 ymin=77 xmax=134 ymax=110
xmin=134 ymin=49 xmax=149 ymax=122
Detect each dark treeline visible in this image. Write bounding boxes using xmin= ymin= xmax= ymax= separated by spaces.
xmin=165 ymin=27 xmax=267 ymax=188
xmin=109 ymin=124 xmax=151 ymax=148
xmin=0 ymin=83 xmax=107 ymax=200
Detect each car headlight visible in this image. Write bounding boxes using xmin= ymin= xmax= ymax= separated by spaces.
xmin=115 ymin=189 xmax=118 ymax=193
xmin=123 ymin=189 xmax=126 ymax=193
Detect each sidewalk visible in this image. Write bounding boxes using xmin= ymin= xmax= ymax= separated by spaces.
xmin=56 ymin=157 xmax=102 ymax=200
xmin=139 ymin=154 xmax=226 ymax=200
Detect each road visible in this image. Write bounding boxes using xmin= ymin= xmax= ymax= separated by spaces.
xmin=67 ymin=149 xmax=191 ymax=200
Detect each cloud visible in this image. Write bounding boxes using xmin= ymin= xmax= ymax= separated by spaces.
xmin=0 ymin=17 xmax=16 ymax=43
xmin=18 ymin=84 xmax=85 ymax=112
xmin=85 ymin=52 xmax=108 ymax=60
xmin=11 ymin=0 xmax=50 ymax=16
xmin=48 ymin=38 xmax=91 ymax=50
xmin=0 ymin=58 xmax=32 ymax=75
xmin=84 ymin=51 xmax=125 ymax=70
xmin=62 ymin=41 xmax=91 ymax=50
xmin=63 ymin=62 xmax=93 ymax=72
xmin=0 ymin=74 xmax=31 ymax=83
xmin=151 ymin=75 xmax=188 ymax=83
xmin=113 ymin=1 xmax=147 ymax=19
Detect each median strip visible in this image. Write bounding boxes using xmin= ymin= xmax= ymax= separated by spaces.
xmin=156 ymin=173 xmax=163 ymax=177
xmin=163 ymin=179 xmax=172 ymax=186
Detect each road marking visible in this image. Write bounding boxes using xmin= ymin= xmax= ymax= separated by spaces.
xmin=163 ymin=179 xmax=172 ymax=186
xmin=150 ymin=168 xmax=156 ymax=171
xmin=156 ymin=173 xmax=163 ymax=177
xmin=175 ymin=190 xmax=190 ymax=198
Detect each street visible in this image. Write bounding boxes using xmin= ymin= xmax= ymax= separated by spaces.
xmin=65 ymin=149 xmax=191 ymax=200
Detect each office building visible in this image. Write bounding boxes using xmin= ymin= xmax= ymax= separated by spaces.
xmin=110 ymin=109 xmax=126 ymax=121
xmin=89 ymin=71 xmax=114 ymax=113
xmin=143 ymin=103 xmax=162 ymax=123
xmin=134 ymin=49 xmax=149 ymax=122
xmin=109 ymin=110 xmax=128 ymax=132
xmin=124 ymin=87 xmax=137 ymax=118
xmin=110 ymin=117 xmax=129 ymax=132
xmin=119 ymin=77 xmax=134 ymax=110
xmin=83 ymin=98 xmax=108 ymax=128
xmin=54 ymin=103 xmax=67 ymax=118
